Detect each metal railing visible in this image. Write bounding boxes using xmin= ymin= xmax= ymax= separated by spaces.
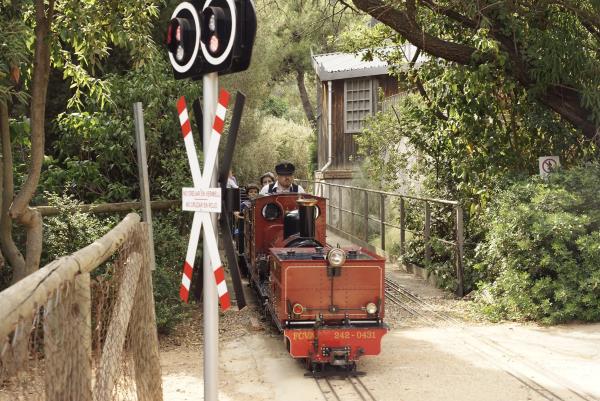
xmin=298 ymin=180 xmax=464 ymax=296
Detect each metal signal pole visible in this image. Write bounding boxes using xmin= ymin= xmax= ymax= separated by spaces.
xmin=203 ymin=72 xmax=219 ymax=401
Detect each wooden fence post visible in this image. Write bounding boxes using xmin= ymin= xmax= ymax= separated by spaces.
xmin=44 ymin=273 xmax=92 ymax=401
xmin=424 ymin=202 xmax=431 ymax=265
xmin=350 ymin=188 xmax=355 ymax=237
xmin=131 ymin=224 xmax=163 ymax=401
xmin=380 ymin=193 xmax=386 ymax=251
xmin=399 ymin=198 xmax=405 ymax=257
xmin=94 ymin=252 xmax=142 ymax=401
xmin=363 ymin=191 xmax=369 ymax=242
xmin=338 ymin=185 xmax=343 ymax=231
xmin=456 ymin=206 xmax=465 ymax=297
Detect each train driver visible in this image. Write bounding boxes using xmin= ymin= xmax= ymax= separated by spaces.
xmin=259 ymin=161 xmax=305 ymax=194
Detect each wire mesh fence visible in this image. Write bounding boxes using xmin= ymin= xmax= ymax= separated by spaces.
xmin=0 ymin=213 xmax=162 ymax=401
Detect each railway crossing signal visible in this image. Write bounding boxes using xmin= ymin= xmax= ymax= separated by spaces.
xmin=177 ymin=89 xmax=247 ymax=310
xmin=166 ymin=0 xmax=256 ymax=79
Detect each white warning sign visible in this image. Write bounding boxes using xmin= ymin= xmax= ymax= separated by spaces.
xmin=538 ymin=156 xmax=560 ymax=179
xmin=182 ymin=188 xmax=222 ymax=213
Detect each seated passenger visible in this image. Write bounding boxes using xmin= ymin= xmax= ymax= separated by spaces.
xmin=235 ymin=183 xmax=259 ymax=220
xmin=259 ymin=171 xmax=275 ymax=187
xmin=259 ymin=161 xmax=305 ymax=195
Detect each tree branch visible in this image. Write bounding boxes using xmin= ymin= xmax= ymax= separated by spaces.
xmin=352 ymin=0 xmax=478 ymax=64
xmin=295 ymin=68 xmax=317 ymax=128
xmin=352 ymin=0 xmax=599 ymax=140
xmin=10 ymin=0 xmax=51 ymax=220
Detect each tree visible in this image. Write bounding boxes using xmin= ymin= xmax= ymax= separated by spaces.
xmin=0 ymin=0 xmax=159 ymax=283
xmin=350 ymin=0 xmax=600 ymax=141
xmin=262 ymin=0 xmax=354 ymax=127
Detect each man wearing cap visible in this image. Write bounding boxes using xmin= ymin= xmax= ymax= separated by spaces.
xmin=260 ymin=161 xmax=305 ymax=194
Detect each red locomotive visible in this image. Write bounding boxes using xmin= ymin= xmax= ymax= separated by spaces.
xmin=239 ymin=192 xmax=387 ymax=371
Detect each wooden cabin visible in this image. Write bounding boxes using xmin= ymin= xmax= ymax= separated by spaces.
xmin=311 ymin=51 xmax=401 ymax=184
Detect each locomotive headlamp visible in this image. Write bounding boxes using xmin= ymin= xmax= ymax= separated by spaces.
xmin=366 ymin=302 xmax=378 ymax=315
xmin=327 ymin=248 xmax=346 ymax=267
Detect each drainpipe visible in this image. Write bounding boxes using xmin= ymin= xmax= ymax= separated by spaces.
xmin=317 ymin=81 xmax=333 ymax=199
xmin=320 ymin=80 xmax=333 ymax=172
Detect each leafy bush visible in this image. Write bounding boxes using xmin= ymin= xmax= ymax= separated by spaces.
xmin=151 ymin=211 xmax=192 ymax=334
xmin=474 ymin=165 xmax=600 ymax=323
xmin=42 ymin=192 xmax=116 ymax=265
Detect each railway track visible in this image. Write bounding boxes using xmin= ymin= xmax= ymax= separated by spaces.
xmin=313 ymin=374 xmax=378 ymax=401
xmin=384 ymin=275 xmax=599 ymax=401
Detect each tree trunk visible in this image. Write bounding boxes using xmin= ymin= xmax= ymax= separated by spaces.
xmin=296 ymin=68 xmax=317 ymax=128
xmin=5 ymin=0 xmax=54 ymax=282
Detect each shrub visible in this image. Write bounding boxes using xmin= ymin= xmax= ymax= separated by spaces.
xmin=474 ymin=165 xmax=600 ymax=323
xmin=42 ymin=192 xmax=116 ymax=264
xmin=151 ymin=211 xmax=191 ymax=334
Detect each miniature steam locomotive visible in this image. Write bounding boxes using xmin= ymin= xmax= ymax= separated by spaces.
xmin=238 ymin=192 xmax=387 ymax=370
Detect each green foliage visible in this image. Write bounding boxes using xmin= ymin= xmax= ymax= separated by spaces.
xmin=474 ymin=165 xmax=600 ymax=323
xmin=261 ymin=96 xmax=289 ymax=118
xmin=151 ymin=211 xmax=191 ymax=334
xmin=41 ymin=192 xmax=116 ymax=264
xmin=42 ymin=59 xmax=201 ymax=203
xmin=234 ymin=113 xmax=313 ymax=185
xmin=0 ymin=6 xmax=29 ymax=104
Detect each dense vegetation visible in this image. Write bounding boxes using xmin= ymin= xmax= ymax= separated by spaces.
xmin=347 ymin=2 xmax=600 ymax=322
xmin=475 ymin=166 xmax=600 ymax=323
xmin=1 ymin=0 xmax=599 ymax=327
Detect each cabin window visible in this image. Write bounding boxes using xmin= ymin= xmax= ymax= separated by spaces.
xmin=344 ymin=78 xmax=373 ymax=133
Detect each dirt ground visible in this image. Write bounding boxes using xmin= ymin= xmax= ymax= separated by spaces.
xmin=160 ymin=277 xmax=600 ymax=401
xmin=160 ymin=230 xmax=600 ymax=401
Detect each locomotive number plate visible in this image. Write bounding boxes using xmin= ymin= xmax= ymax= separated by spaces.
xmin=334 ymin=331 xmax=377 ymax=340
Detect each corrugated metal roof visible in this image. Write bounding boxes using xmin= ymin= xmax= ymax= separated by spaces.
xmin=311 ymin=45 xmax=426 ymax=81
xmin=312 ymin=51 xmax=388 ymax=81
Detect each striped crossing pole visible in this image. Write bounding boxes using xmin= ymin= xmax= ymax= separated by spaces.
xmin=177 ymin=91 xmax=231 ymax=310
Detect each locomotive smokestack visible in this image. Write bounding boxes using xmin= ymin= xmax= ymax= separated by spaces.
xmin=297 ymin=198 xmax=318 ymax=239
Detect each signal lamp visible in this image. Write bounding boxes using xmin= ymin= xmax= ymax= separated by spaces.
xmin=202 ymin=5 xmax=232 ymax=58
xmin=166 ymin=0 xmax=256 ymax=79
xmin=327 ymin=248 xmax=346 ymax=267
xmin=166 ymin=2 xmax=201 ymax=79
xmin=292 ymin=303 xmax=304 ymax=315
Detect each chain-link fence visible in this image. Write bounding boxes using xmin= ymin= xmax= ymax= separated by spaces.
xmin=0 ymin=213 xmax=162 ymax=401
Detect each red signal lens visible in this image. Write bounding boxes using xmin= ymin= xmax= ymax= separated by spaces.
xmin=209 ymin=35 xmax=219 ymax=54
xmin=175 ymin=25 xmax=182 ymax=42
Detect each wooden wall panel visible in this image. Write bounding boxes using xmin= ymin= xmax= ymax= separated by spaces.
xmin=317 ymin=75 xmax=400 ymax=172
xmin=379 ymin=75 xmax=400 ymax=98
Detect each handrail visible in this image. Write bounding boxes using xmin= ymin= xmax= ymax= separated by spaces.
xmin=0 ymin=213 xmax=141 ymax=341
xmin=297 ymin=179 xmax=464 ymax=296
xmin=298 ymin=179 xmax=458 ymax=206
